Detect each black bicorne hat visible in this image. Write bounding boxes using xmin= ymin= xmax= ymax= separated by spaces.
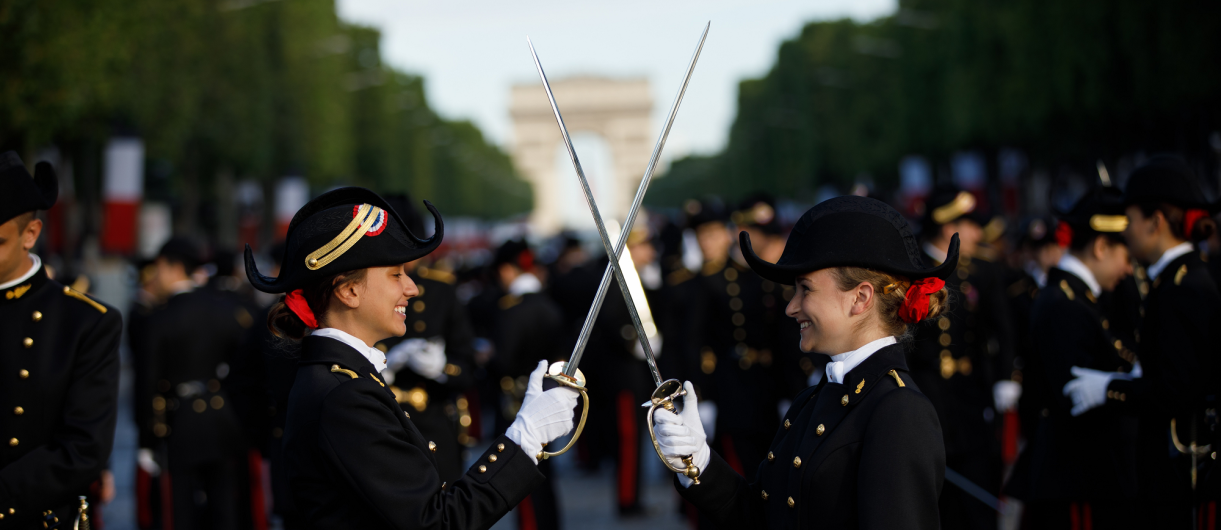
xmin=684 ymin=198 xmax=728 ymax=230
xmin=742 ymin=195 xmax=959 ymax=285
xmin=921 ymin=185 xmax=986 ymax=233
xmin=1123 ymin=155 xmax=1212 ymax=210
xmin=0 ymin=151 xmax=58 ymax=224
xmin=245 ymin=187 xmax=442 ymax=294
xmin=1058 ymin=186 xmax=1129 ymax=236
xmin=733 ymin=193 xmax=782 ymax=235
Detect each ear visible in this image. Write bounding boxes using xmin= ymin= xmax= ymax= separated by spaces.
xmin=21 ymin=218 xmax=42 ymax=250
xmin=1091 ymin=235 xmax=1108 ymax=261
xmin=849 ymin=282 xmax=875 ymax=317
xmin=332 ymin=278 xmax=364 ymax=309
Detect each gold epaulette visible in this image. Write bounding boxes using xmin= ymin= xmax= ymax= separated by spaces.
xmin=418 ymin=266 xmax=456 ymax=285
xmin=63 ymin=286 xmax=107 ymax=313
xmin=888 ymin=369 xmax=906 ymax=387
xmin=1174 ymin=264 xmax=1188 ymax=286
xmin=330 ymin=364 xmax=358 ymax=379
xmin=498 ymin=294 xmax=521 ymax=310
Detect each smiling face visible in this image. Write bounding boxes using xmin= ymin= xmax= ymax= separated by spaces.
xmin=786 ymin=268 xmax=869 ymax=354
xmin=328 ymin=263 xmax=419 ymax=344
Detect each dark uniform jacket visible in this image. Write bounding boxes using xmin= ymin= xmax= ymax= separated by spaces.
xmin=0 ymin=265 xmax=121 ymax=527
xmin=283 ymin=335 xmax=543 ymax=529
xmin=1024 ymin=268 xmax=1138 ymax=501
xmin=377 ymin=269 xmax=477 ymax=483
xmin=1105 ymin=250 xmax=1221 ymax=503
xmin=678 ymin=343 xmax=944 ymax=530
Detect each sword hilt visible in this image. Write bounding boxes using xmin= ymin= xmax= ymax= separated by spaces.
xmin=537 ymin=362 xmax=589 ymax=461
xmin=646 ymin=379 xmax=701 ymax=484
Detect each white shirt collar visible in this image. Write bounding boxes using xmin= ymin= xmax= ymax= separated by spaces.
xmin=311 ymin=328 xmax=388 ymax=373
xmin=0 ymin=254 xmax=41 ymax=290
xmin=1024 ymin=262 xmax=1048 ymax=288
xmin=1057 ymin=254 xmax=1102 ymax=298
xmin=508 ymin=272 xmax=543 ymax=296
xmin=1147 ymin=242 xmax=1195 ymax=281
xmin=825 ymin=336 xmax=898 ymax=384
xmin=923 ymin=242 xmax=948 ymax=265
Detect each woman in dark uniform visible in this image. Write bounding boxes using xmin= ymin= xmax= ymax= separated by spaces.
xmin=654 ymin=195 xmax=950 ymax=529
xmin=244 ymin=187 xmax=580 ymax=529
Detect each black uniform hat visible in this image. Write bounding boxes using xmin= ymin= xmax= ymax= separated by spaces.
xmin=733 ymin=193 xmax=782 ymax=235
xmin=1016 ymin=216 xmax=1058 ymax=248
xmin=494 ymin=238 xmax=534 ymax=270
xmin=684 ymin=198 xmax=728 ymax=230
xmin=245 ymin=187 xmax=442 ymax=294
xmin=922 ymin=186 xmax=984 ymax=233
xmin=742 ymin=195 xmax=959 ymax=285
xmin=1123 ymin=155 xmax=1212 ymax=209
xmin=1058 ymin=186 xmax=1129 ymax=241
xmin=158 ymin=237 xmax=205 ymax=272
xmin=0 ymin=150 xmax=58 ymax=224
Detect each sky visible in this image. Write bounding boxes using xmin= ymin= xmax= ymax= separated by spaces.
xmin=335 ymin=0 xmax=897 ymax=160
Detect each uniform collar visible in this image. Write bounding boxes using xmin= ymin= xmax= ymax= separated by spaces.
xmin=1057 ymin=254 xmax=1101 ymax=298
xmin=507 ymin=272 xmax=542 ymax=296
xmin=0 ymin=256 xmax=47 ymax=305
xmin=0 ymin=253 xmax=41 ymax=290
xmin=1147 ymin=242 xmax=1194 ymax=281
xmin=825 ymin=336 xmax=897 ymax=384
xmin=310 ymin=328 xmax=387 ymax=373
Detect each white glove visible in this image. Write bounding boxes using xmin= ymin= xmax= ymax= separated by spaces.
xmin=632 ymin=333 xmax=663 ymax=361
xmin=506 ymin=361 xmax=581 ymax=464
xmin=137 ymin=448 xmax=161 ymax=476
xmin=1128 ymin=361 xmax=1142 ymax=379
xmin=993 ymin=380 xmax=1022 ymax=413
xmin=652 ymin=381 xmax=712 ymax=487
xmin=386 ymin=338 xmax=448 ymax=382
xmin=1062 ymin=366 xmax=1116 ymax=417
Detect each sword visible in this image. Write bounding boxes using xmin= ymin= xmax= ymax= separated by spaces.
xmin=525 ymin=24 xmax=709 ymax=472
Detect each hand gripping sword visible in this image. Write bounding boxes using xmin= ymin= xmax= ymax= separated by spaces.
xmin=526 ymin=23 xmax=709 ymax=483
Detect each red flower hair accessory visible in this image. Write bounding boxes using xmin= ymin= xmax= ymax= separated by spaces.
xmin=1184 ymin=209 xmax=1209 ymax=239
xmin=897 ymin=277 xmax=946 ymax=323
xmin=1054 ymin=221 xmax=1073 ymax=249
xmin=285 ymin=289 xmax=319 ymax=329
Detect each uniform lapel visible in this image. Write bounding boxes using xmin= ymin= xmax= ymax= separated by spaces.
xmin=795 ymin=345 xmax=909 ymax=464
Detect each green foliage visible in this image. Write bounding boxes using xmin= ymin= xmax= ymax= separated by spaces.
xmin=648 ymin=0 xmax=1221 ymax=207
xmin=0 ymin=0 xmax=530 ymax=223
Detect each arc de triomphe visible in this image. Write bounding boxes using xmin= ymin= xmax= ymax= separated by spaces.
xmin=510 ymin=76 xmax=653 ymax=235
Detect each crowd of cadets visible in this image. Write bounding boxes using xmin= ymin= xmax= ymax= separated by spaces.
xmin=8 ymin=148 xmax=1221 ymax=530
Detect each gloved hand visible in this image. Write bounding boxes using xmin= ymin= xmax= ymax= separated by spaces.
xmin=652 ymin=381 xmax=711 ymax=487
xmin=506 ymin=361 xmax=581 ymax=464
xmin=1062 ymin=366 xmax=1116 ymax=417
xmin=386 ymin=338 xmax=448 ymax=382
xmin=137 ymin=448 xmax=160 ymax=476
xmin=993 ymin=380 xmax=1022 ymax=413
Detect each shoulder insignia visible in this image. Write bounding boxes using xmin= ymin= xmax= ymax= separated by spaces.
xmin=5 ymin=283 xmax=31 ymax=300
xmin=1006 ymin=278 xmax=1031 ymax=298
xmin=234 ymin=307 xmax=253 ymax=329
xmin=498 ymin=294 xmax=521 ymax=310
xmin=1174 ymin=264 xmax=1188 ymax=286
xmin=330 ymin=364 xmax=359 ymax=379
xmin=1059 ymin=280 xmax=1075 ymax=301
xmin=887 ymin=369 xmax=906 ymax=387
xmin=1085 ymin=290 xmax=1097 ymax=303
xmin=418 ymin=266 xmax=456 ymax=285
xmin=855 ymin=379 xmax=865 ymax=394
xmin=702 ymin=259 xmax=726 ymax=277
xmin=63 ymin=286 xmax=107 ymax=313
xmin=369 ymin=373 xmax=385 ymax=387
xmin=665 ymin=268 xmax=694 ymax=286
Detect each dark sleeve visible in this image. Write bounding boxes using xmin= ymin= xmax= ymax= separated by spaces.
xmin=1108 ymin=283 xmax=1220 ymax=413
xmin=857 ymin=389 xmax=945 ymax=530
xmin=0 ymin=310 xmax=122 ymax=512
xmin=317 ymin=383 xmax=544 ymax=530
xmin=982 ymin=267 xmax=1018 ymax=384
xmin=674 ymin=450 xmax=766 ymax=529
xmin=427 ymin=294 xmax=476 ymax=394
xmin=1031 ymin=300 xmax=1098 ymax=413
xmin=134 ymin=310 xmax=165 ymax=449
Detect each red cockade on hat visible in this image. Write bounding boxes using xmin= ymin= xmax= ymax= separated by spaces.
xmin=898 ymin=277 xmax=945 ymax=323
xmin=285 ymin=289 xmax=319 ymax=329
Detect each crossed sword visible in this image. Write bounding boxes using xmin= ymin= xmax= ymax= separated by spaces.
xmin=526 ymin=23 xmax=709 ymax=483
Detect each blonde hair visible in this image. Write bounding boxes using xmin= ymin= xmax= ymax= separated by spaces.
xmin=830 ymin=267 xmax=949 ymax=337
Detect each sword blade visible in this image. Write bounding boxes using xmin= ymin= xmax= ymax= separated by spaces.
xmin=539 ymin=22 xmax=709 ymax=385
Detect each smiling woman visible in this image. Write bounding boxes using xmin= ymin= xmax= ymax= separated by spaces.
xmin=244 ymin=187 xmax=581 ymax=529
xmin=652 ymin=195 xmax=954 ymax=530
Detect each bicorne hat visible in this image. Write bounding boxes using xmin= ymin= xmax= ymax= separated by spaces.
xmin=733 ymin=193 xmax=782 ymax=235
xmin=1123 ymin=155 xmax=1212 ymax=210
xmin=921 ymin=185 xmax=986 ymax=234
xmin=245 ymin=187 xmax=442 ymax=293
xmin=1058 ymin=186 xmax=1129 ymax=239
xmin=742 ymin=195 xmax=959 ymax=285
xmin=0 ymin=151 xmax=58 ymax=224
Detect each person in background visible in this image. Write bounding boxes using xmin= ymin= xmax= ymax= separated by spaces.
xmin=1021 ymin=186 xmax=1138 ymax=528
xmin=1064 ymin=155 xmax=1221 ymax=527
xmin=134 ymin=237 xmax=254 ymax=530
xmin=0 ymin=151 xmax=122 ymax=529
xmin=912 ymin=185 xmax=1016 ymax=530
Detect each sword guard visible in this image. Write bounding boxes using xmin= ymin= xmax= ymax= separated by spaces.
xmin=537 ymin=364 xmax=590 ymax=461
xmin=646 ymin=379 xmax=701 ymax=483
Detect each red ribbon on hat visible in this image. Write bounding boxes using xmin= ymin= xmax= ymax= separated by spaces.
xmin=285 ymin=289 xmax=319 ymax=329
xmin=1185 ymin=209 xmax=1209 ymax=239
xmin=898 ymin=277 xmax=945 ymax=324
xmin=1054 ymin=221 xmax=1073 ymax=248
